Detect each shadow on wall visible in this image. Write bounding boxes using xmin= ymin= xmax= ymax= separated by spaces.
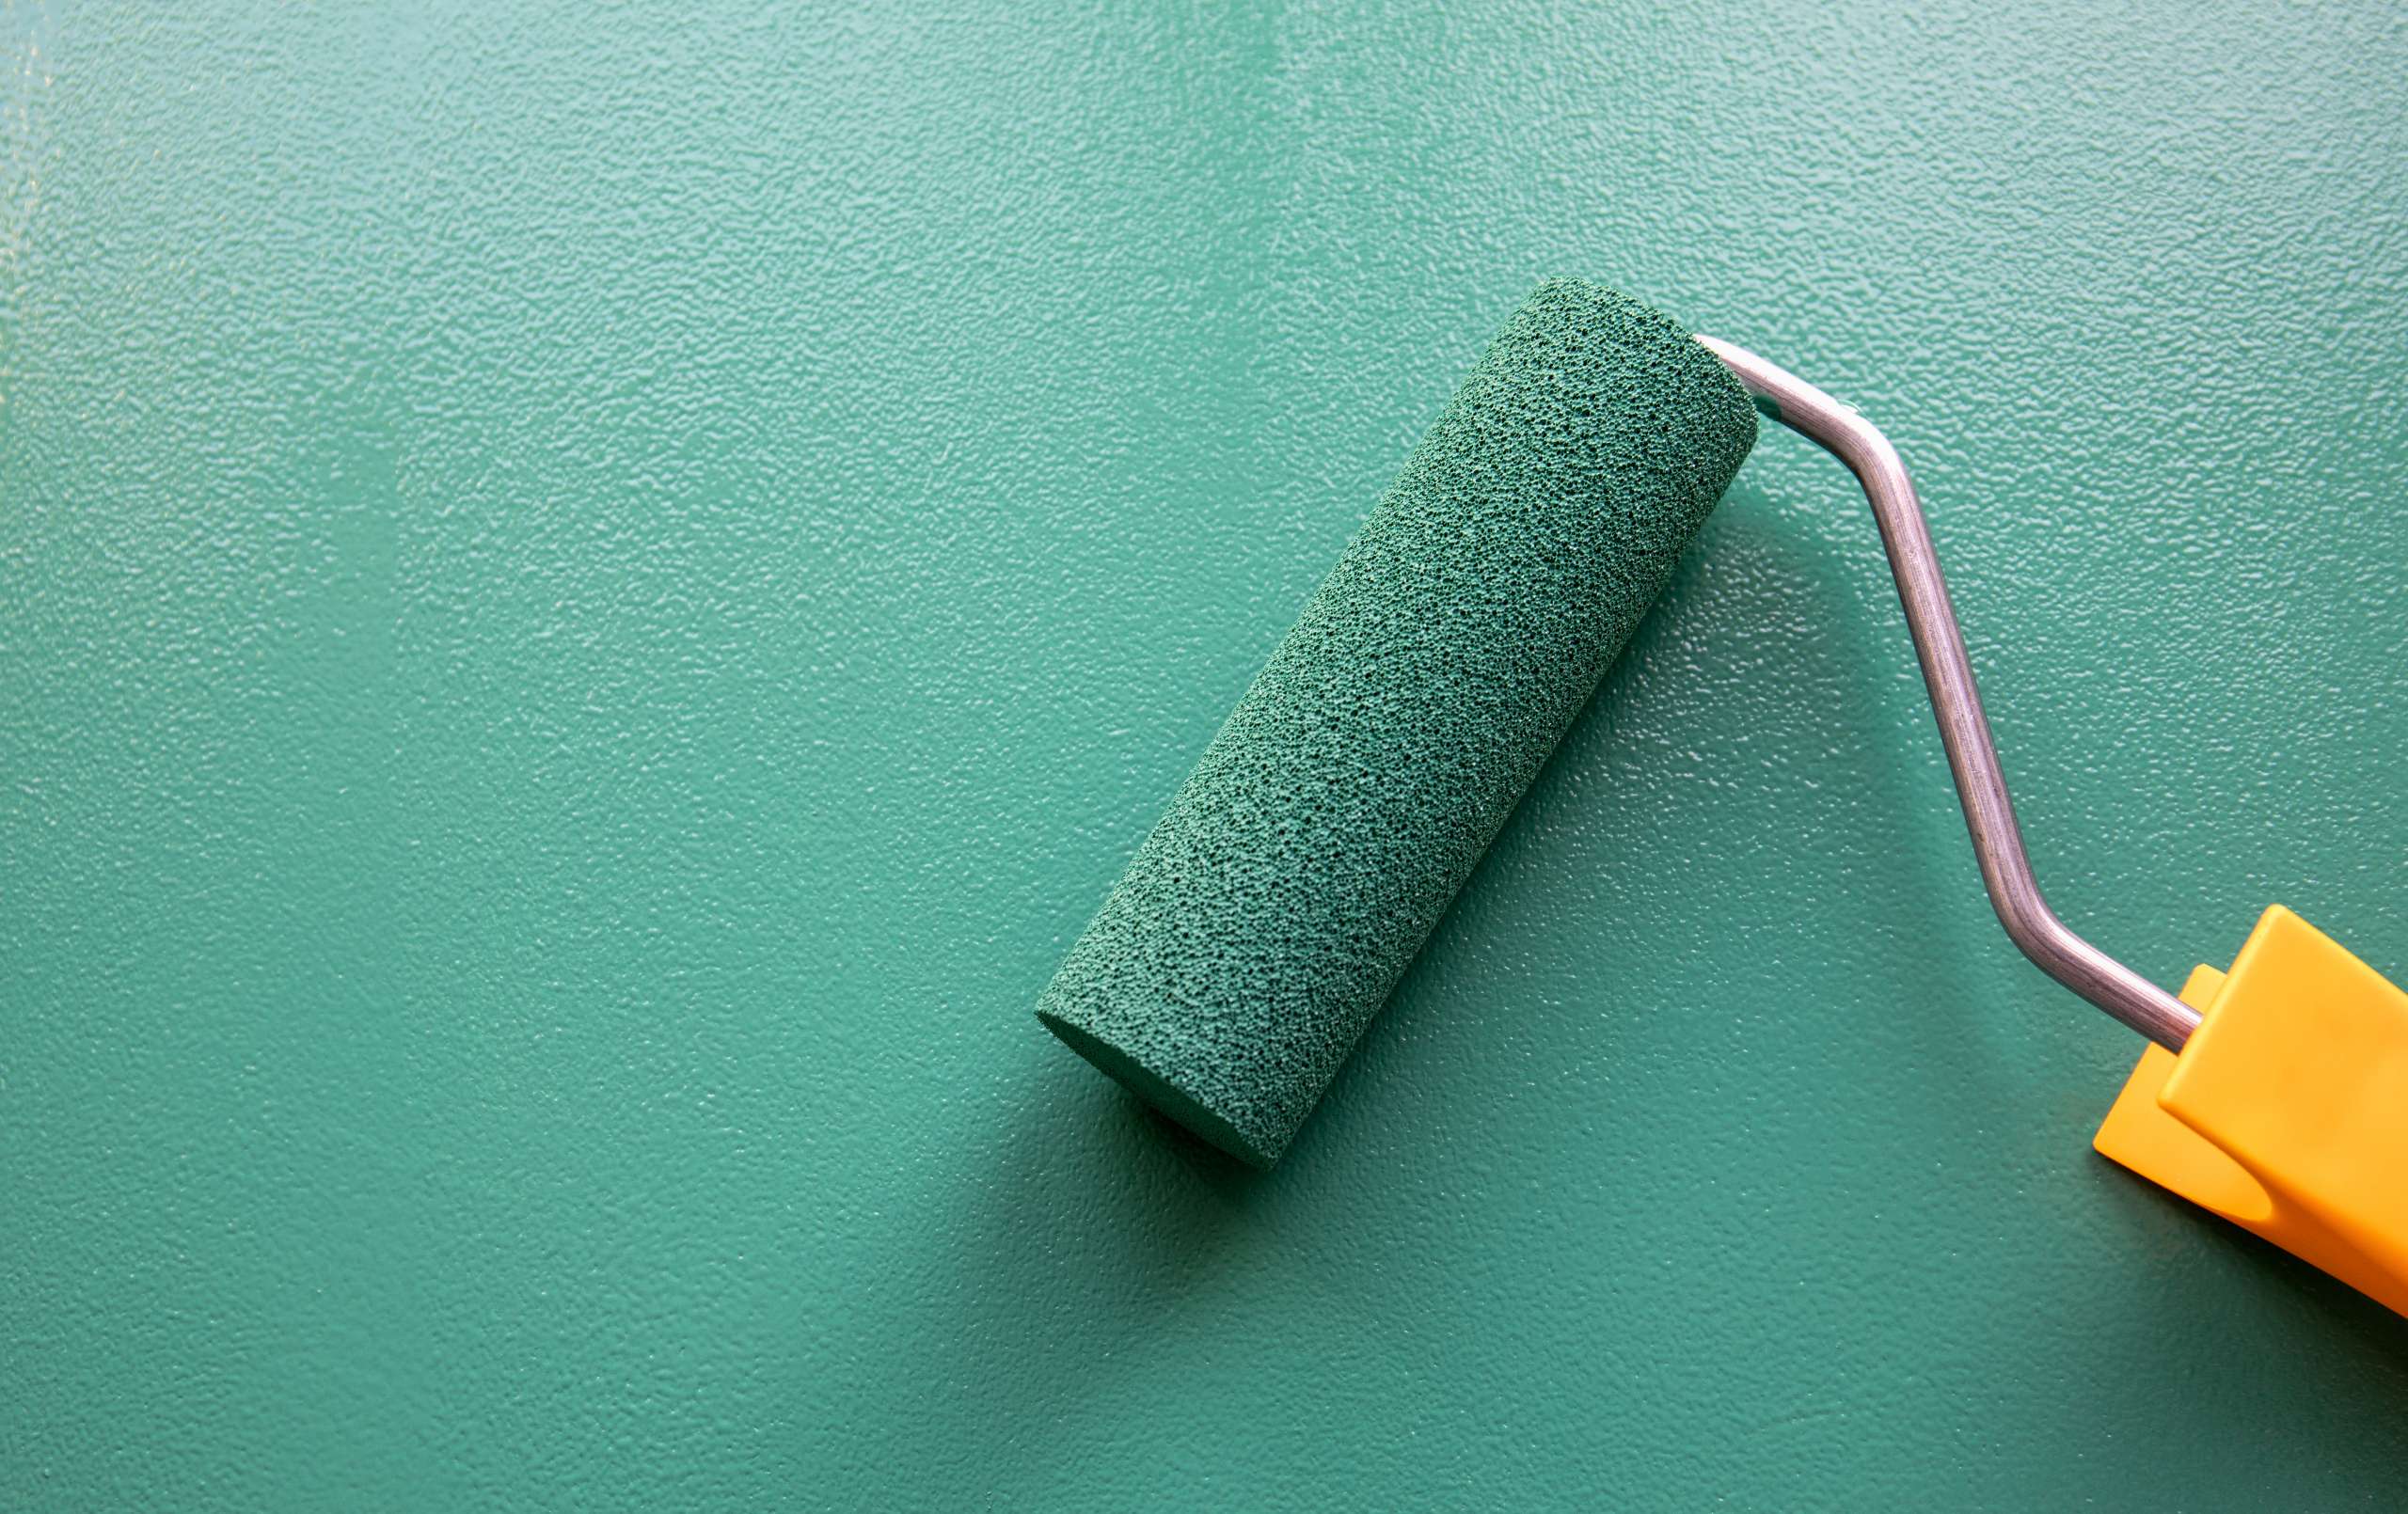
xmin=802 ymin=477 xmax=1972 ymax=1492
xmin=800 ymin=475 xmax=2408 ymax=1504
xmin=2097 ymin=1161 xmax=2408 ymax=1355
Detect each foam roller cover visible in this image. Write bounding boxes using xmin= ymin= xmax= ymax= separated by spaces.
xmin=1038 ymin=279 xmax=1758 ymax=1166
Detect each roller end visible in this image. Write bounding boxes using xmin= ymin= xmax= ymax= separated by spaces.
xmin=1038 ymin=1008 xmax=1281 ymax=1168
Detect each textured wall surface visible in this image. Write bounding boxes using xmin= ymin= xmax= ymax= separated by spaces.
xmin=3 ymin=2 xmax=2403 ymax=1509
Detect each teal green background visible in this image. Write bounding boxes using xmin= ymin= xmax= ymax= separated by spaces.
xmin=4 ymin=2 xmax=2403 ymax=1508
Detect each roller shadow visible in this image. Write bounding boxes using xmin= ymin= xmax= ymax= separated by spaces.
xmin=1294 ymin=462 xmax=2013 ymax=1170
xmin=820 ymin=462 xmax=2408 ymax=1504
xmin=2095 ymin=1158 xmax=2408 ymax=1361
xmin=816 ymin=467 xmax=1990 ymax=1501
xmin=811 ymin=1047 xmax=1293 ymax=1506
xmin=832 ymin=452 xmax=2408 ymax=1502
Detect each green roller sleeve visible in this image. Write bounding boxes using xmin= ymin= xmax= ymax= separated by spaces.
xmin=1037 ymin=279 xmax=1759 ymax=1166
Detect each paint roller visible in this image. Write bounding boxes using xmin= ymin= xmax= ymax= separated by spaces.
xmin=1034 ymin=278 xmax=2408 ymax=1316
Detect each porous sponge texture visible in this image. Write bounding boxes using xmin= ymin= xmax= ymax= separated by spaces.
xmin=1038 ymin=279 xmax=1758 ymax=1166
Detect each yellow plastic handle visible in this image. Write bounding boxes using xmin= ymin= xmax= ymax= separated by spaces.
xmin=2095 ymin=906 xmax=2408 ymax=1317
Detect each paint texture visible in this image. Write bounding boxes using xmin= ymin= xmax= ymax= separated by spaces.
xmin=5 ymin=2 xmax=2407 ymax=1510
xmin=1038 ymin=281 xmax=1755 ymax=1164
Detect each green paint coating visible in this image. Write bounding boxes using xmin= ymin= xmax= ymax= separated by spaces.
xmin=1038 ymin=281 xmax=1755 ymax=1164
xmin=8 ymin=3 xmax=2408 ymax=1510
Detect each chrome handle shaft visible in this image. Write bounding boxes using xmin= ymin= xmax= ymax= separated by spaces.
xmin=1696 ymin=335 xmax=2201 ymax=1051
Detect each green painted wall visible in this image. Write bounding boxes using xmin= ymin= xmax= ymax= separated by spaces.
xmin=4 ymin=2 xmax=2402 ymax=1508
